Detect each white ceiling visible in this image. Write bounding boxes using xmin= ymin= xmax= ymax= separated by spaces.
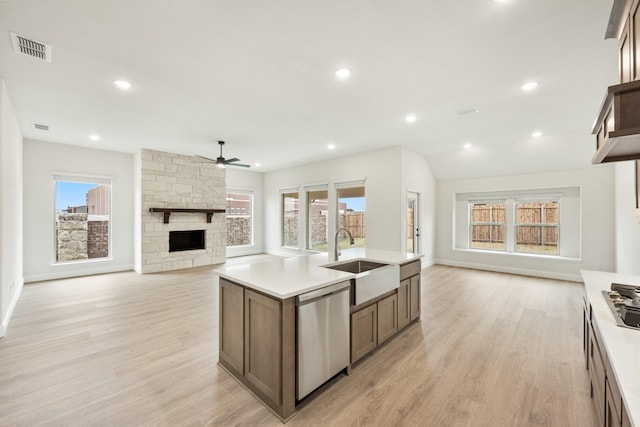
xmin=0 ymin=0 xmax=619 ymax=180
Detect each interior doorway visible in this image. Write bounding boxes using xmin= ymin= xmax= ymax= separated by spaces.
xmin=407 ymin=192 xmax=420 ymax=254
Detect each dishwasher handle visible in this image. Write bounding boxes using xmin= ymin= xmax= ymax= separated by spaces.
xmin=296 ymin=281 xmax=351 ymax=306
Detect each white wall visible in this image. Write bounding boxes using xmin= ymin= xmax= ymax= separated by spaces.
xmin=0 ymin=80 xmax=24 ymax=336
xmin=264 ymin=147 xmax=405 ymax=256
xmin=262 ymin=146 xmax=437 ymax=262
xmin=23 ymin=140 xmax=134 ymax=282
xmin=614 ymin=161 xmax=640 ymax=274
xmin=436 ymin=165 xmax=615 ymax=281
xmin=402 ymin=147 xmax=437 ymax=267
xmin=226 ymin=168 xmax=265 ymax=257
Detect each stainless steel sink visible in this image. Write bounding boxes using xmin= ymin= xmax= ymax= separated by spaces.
xmin=323 ymin=260 xmax=388 ymax=274
xmin=322 ymin=259 xmax=399 ymax=305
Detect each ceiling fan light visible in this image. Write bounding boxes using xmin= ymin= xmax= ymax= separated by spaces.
xmin=216 ymin=163 xmax=226 ymax=169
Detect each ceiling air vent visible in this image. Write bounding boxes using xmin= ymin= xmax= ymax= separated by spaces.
xmin=10 ymin=32 xmax=52 ymax=63
xmin=34 ymin=123 xmax=49 ymax=131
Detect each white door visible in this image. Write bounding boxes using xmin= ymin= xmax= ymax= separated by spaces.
xmin=407 ymin=192 xmax=419 ymax=254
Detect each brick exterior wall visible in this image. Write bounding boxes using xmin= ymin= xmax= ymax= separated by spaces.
xmin=87 ymin=221 xmax=109 ymax=258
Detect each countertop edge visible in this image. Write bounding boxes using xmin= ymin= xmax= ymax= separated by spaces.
xmin=581 ymin=269 xmax=640 ymax=427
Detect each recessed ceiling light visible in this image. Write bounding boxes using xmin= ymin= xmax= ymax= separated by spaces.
xmin=463 ymin=143 xmax=472 ymax=149
xmin=531 ymin=131 xmax=543 ymax=137
xmin=89 ymin=134 xmax=100 ymax=141
xmin=113 ymin=80 xmax=131 ymax=90
xmin=521 ymin=81 xmax=539 ymax=92
xmin=254 ymin=162 xmax=261 ymax=167
xmin=405 ymin=114 xmax=417 ymax=124
xmin=328 ymin=144 xmax=336 ymax=150
xmin=335 ymin=68 xmax=351 ymax=79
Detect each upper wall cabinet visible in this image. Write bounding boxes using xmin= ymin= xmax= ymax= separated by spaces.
xmin=593 ymin=0 xmax=640 ymax=164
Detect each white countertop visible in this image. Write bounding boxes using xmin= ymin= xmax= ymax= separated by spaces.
xmin=581 ymin=270 xmax=640 ymax=427
xmin=216 ymin=249 xmax=422 ymax=299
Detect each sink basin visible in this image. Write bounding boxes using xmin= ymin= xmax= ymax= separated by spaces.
xmin=322 ymin=259 xmax=399 ymax=305
xmin=323 ymin=260 xmax=389 ymax=274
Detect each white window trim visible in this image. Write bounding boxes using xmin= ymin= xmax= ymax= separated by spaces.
xmin=52 ymin=173 xmax=113 ymax=265
xmin=226 ymin=188 xmax=254 ymax=248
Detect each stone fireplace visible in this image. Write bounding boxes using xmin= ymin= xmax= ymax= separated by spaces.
xmin=140 ymin=149 xmax=226 ymax=273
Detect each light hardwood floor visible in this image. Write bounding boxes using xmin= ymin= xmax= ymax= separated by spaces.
xmin=0 ymin=264 xmax=597 ymax=426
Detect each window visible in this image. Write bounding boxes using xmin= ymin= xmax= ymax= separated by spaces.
xmin=226 ymin=191 xmax=253 ymax=246
xmin=307 ymin=189 xmax=329 ymax=251
xmin=335 ymin=181 xmax=365 ymax=249
xmin=54 ymin=175 xmax=111 ymax=263
xmin=469 ymin=202 xmax=506 ymax=251
xmin=282 ymin=191 xmax=299 ymax=247
xmin=515 ymin=200 xmax=559 ymax=255
xmin=456 ymin=187 xmax=578 ymax=258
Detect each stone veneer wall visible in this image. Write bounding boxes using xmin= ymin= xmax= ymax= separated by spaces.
xmin=56 ymin=213 xmax=88 ymax=261
xmin=141 ymin=149 xmax=226 ymax=273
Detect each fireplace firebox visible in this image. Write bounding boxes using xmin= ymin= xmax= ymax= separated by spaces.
xmin=169 ymin=230 xmax=205 ymax=252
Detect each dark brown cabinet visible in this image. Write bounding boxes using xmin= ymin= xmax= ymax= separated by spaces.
xmin=592 ymin=0 xmax=640 ymax=164
xmin=583 ymin=295 xmax=631 ymax=427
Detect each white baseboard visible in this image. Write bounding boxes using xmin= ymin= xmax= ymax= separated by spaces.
xmin=23 ymin=264 xmax=135 ymax=283
xmin=434 ymin=259 xmax=582 ymax=282
xmin=1 ymin=277 xmax=24 ymax=337
xmin=420 ymin=258 xmax=435 ymax=270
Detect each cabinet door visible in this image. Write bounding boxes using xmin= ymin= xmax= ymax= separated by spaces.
xmin=633 ymin=0 xmax=640 ymax=81
xmin=589 ymin=325 xmax=606 ymax=425
xmin=410 ymin=275 xmax=421 ymax=321
xmin=621 ymin=16 xmax=632 ymax=83
xmin=351 ymin=303 xmax=377 ymax=363
xmin=397 ymin=279 xmax=411 ymax=330
xmin=245 ymin=289 xmax=282 ymax=406
xmin=378 ymin=294 xmax=398 ymax=345
xmin=219 ymin=279 xmax=244 ymax=375
xmin=622 ymin=404 xmax=632 ymax=427
xmin=583 ymin=303 xmax=590 ymax=370
xmin=605 ymin=379 xmax=622 ymax=427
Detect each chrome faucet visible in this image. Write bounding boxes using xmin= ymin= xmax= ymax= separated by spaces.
xmin=334 ymin=227 xmax=355 ymax=261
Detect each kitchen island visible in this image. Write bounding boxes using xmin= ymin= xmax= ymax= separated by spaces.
xmin=582 ymin=270 xmax=640 ymax=427
xmin=216 ymin=249 xmax=422 ymax=422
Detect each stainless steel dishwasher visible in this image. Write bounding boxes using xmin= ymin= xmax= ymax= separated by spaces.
xmin=296 ymin=280 xmax=350 ymax=400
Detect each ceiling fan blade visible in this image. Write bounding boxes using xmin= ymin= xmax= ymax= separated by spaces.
xmin=228 ymin=162 xmax=251 ymax=168
xmin=194 ymin=155 xmax=217 ymax=162
xmin=224 ymin=158 xmax=240 ymax=163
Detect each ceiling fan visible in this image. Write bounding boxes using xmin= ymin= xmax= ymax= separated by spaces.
xmin=195 ymin=141 xmax=250 ymax=168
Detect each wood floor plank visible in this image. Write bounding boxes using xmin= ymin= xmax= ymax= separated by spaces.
xmin=0 ymin=264 xmax=598 ymax=426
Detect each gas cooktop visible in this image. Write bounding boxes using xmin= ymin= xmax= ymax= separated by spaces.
xmin=602 ymin=283 xmax=640 ymax=330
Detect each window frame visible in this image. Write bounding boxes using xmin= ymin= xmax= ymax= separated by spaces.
xmin=281 ymin=190 xmax=300 ymax=248
xmin=514 ymin=199 xmax=560 ymax=255
xmin=225 ymin=189 xmax=254 ymax=248
xmin=468 ymin=201 xmax=506 ymax=252
xmin=52 ymin=173 xmax=113 ymax=265
xmin=334 ymin=180 xmax=366 ymax=250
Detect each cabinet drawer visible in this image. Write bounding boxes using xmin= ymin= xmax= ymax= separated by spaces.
xmin=399 ymin=260 xmax=420 ymax=281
